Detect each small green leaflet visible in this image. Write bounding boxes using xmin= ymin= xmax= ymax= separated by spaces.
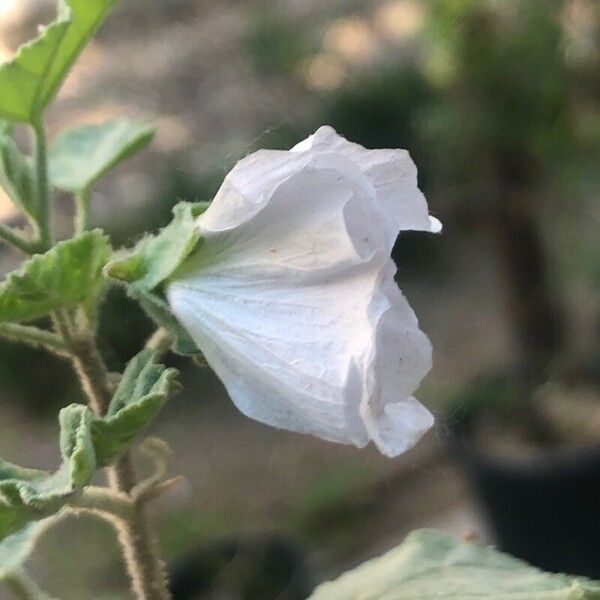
xmin=60 ymin=349 xmax=180 ymax=468
xmin=0 ymin=415 xmax=94 ymax=542
xmin=0 ymin=123 xmax=37 ymax=221
xmin=49 ymin=120 xmax=155 ymax=193
xmin=0 ymin=0 xmax=117 ymax=123
xmin=309 ymin=529 xmax=600 ymax=599
xmin=0 ymin=230 xmax=111 ymax=323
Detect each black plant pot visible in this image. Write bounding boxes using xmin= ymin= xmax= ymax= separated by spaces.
xmin=169 ymin=533 xmax=312 ymax=600
xmin=447 ymin=412 xmax=600 ymax=578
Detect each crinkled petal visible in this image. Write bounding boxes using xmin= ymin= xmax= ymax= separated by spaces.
xmin=293 ymin=126 xmax=441 ymax=244
xmin=360 ymin=263 xmax=434 ymax=456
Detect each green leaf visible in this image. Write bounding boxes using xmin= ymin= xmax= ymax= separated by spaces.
xmin=49 ymin=120 xmax=155 ymax=193
xmin=0 ymin=520 xmax=52 ymax=579
xmin=60 ymin=350 xmax=180 ymax=467
xmin=0 ymin=0 xmax=117 ymax=123
xmin=58 ymin=405 xmax=95 ymax=488
xmin=0 ymin=123 xmax=37 ymax=220
xmin=0 ymin=404 xmax=102 ymax=542
xmin=0 ymin=461 xmax=76 ymax=542
xmin=0 ymin=230 xmax=111 ymax=323
xmin=309 ymin=529 xmax=600 ymax=599
xmin=106 ymin=202 xmax=203 ymax=292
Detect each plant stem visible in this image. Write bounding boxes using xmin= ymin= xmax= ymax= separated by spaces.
xmin=0 ymin=323 xmax=69 ymax=356
xmin=74 ymin=189 xmax=91 ymax=236
xmin=0 ymin=223 xmax=40 ymax=255
xmin=58 ymin=317 xmax=172 ymax=600
xmin=70 ymin=485 xmax=134 ymax=521
xmin=32 ymin=120 xmax=51 ymax=252
xmin=4 ymin=568 xmax=56 ymax=600
xmin=109 ymin=454 xmax=172 ymax=600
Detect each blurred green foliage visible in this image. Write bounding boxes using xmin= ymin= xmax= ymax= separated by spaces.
xmin=245 ymin=10 xmax=310 ymax=76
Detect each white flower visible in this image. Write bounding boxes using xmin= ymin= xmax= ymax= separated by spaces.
xmin=167 ymin=126 xmax=441 ymax=457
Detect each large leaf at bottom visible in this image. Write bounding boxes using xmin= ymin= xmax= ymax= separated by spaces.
xmin=49 ymin=120 xmax=155 ymax=193
xmin=0 ymin=230 xmax=111 ymax=323
xmin=0 ymin=0 xmax=117 ymax=123
xmin=309 ymin=529 xmax=600 ymax=599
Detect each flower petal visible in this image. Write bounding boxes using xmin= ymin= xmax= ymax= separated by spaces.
xmin=168 ymin=150 xmax=434 ymax=455
xmin=293 ymin=126 xmax=441 ymax=244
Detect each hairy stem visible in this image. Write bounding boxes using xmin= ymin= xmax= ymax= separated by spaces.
xmin=32 ymin=121 xmax=51 ymax=251
xmin=74 ymin=189 xmax=91 ymax=236
xmin=0 ymin=323 xmax=69 ymax=356
xmin=59 ymin=318 xmax=171 ymax=600
xmin=70 ymin=485 xmax=134 ymax=521
xmin=4 ymin=569 xmax=56 ymax=600
xmin=0 ymin=223 xmax=40 ymax=255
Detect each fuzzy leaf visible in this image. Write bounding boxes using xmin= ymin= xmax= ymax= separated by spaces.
xmin=58 ymin=405 xmax=96 ymax=488
xmin=0 ymin=404 xmax=101 ymax=543
xmin=0 ymin=520 xmax=52 ymax=579
xmin=60 ymin=350 xmax=180 ymax=467
xmin=0 ymin=405 xmax=101 ymax=542
xmin=93 ymin=350 xmax=180 ymax=465
xmin=106 ymin=202 xmax=205 ymax=292
xmin=0 ymin=230 xmax=111 ymax=323
xmin=309 ymin=529 xmax=600 ymax=599
xmin=0 ymin=462 xmax=75 ymax=542
xmin=0 ymin=123 xmax=37 ymax=220
xmin=49 ymin=120 xmax=155 ymax=193
xmin=0 ymin=0 xmax=117 ymax=123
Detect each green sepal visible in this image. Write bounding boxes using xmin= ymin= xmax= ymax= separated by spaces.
xmin=0 ymin=123 xmax=37 ymax=221
xmin=106 ymin=202 xmax=204 ymax=292
xmin=49 ymin=120 xmax=155 ymax=193
xmin=0 ymin=230 xmax=111 ymax=323
xmin=132 ymin=289 xmax=199 ymax=356
xmin=0 ymin=0 xmax=117 ymax=123
xmin=60 ymin=350 xmax=180 ymax=468
xmin=309 ymin=529 xmax=600 ymax=599
xmin=105 ymin=202 xmax=207 ymax=355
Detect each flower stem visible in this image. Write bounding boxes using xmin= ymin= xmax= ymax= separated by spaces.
xmin=57 ymin=317 xmax=172 ymax=600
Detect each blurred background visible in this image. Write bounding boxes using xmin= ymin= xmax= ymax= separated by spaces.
xmin=0 ymin=0 xmax=599 ymax=598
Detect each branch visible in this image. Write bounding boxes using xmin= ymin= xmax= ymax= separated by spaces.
xmin=0 ymin=223 xmax=40 ymax=255
xmin=0 ymin=323 xmax=69 ymax=357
